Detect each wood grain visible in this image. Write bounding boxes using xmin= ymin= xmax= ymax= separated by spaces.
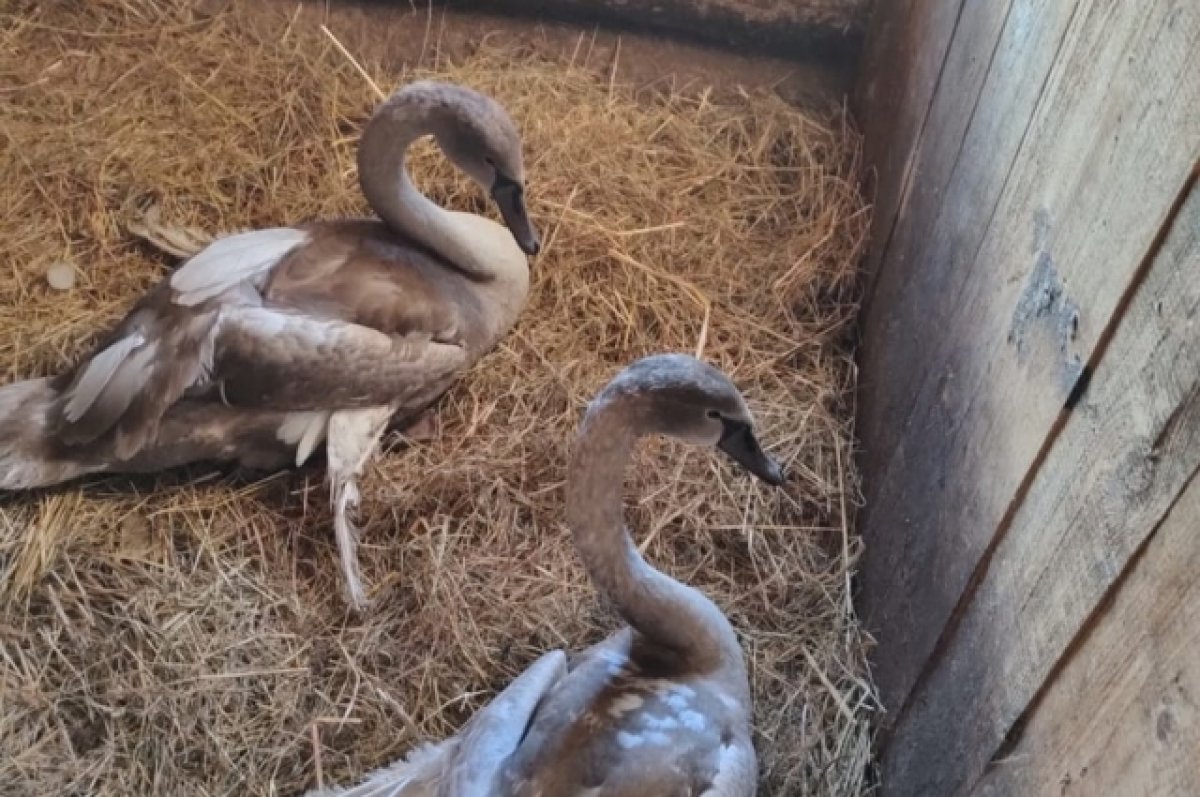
xmin=859 ymin=0 xmax=1200 ymax=725
xmin=972 ymin=474 xmax=1200 ymax=797
xmin=881 ymin=182 xmax=1200 ymax=796
xmin=442 ymin=0 xmax=869 ymax=60
xmin=856 ymin=0 xmax=1079 ymax=506
xmin=853 ymin=0 xmax=964 ymax=290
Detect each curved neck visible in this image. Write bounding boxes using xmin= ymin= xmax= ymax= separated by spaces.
xmin=357 ymin=96 xmax=495 ymax=280
xmin=565 ymin=400 xmax=746 ymax=675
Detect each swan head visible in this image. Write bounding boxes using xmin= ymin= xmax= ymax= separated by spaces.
xmin=413 ymin=81 xmax=541 ymax=257
xmin=589 ymin=353 xmax=786 ymax=486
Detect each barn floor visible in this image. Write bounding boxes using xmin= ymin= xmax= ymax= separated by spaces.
xmin=0 ymin=1 xmax=876 ymax=795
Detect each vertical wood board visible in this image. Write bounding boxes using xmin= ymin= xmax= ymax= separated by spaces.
xmin=881 ymin=182 xmax=1200 ymax=796
xmin=857 ymin=0 xmax=1079 ymax=493
xmin=854 ymin=0 xmax=964 ymax=289
xmin=972 ymin=473 xmax=1200 ymax=797
xmin=860 ymin=0 xmax=1200 ymax=723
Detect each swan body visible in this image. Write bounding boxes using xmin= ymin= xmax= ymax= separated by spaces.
xmin=310 ymin=354 xmax=785 ymax=796
xmin=0 ymin=81 xmax=540 ymax=608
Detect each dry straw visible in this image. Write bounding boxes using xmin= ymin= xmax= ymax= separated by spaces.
xmin=0 ymin=1 xmax=876 ymax=794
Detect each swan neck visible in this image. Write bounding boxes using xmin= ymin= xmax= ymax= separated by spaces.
xmin=357 ymin=100 xmax=494 ymax=279
xmin=566 ymin=400 xmax=744 ymax=674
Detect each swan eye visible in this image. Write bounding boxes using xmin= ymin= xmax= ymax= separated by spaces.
xmin=706 ymin=409 xmax=722 ymax=420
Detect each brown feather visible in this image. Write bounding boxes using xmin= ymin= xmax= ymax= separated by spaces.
xmin=267 ymin=220 xmax=486 ymax=341
xmin=54 ymin=283 xmax=223 ymax=455
xmin=51 ymin=218 xmax=507 ymax=459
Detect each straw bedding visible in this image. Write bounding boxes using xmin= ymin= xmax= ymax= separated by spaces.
xmin=0 ymin=1 xmax=876 ymax=794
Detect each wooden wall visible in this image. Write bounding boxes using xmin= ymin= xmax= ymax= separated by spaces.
xmin=400 ymin=0 xmax=870 ymax=60
xmin=853 ymin=1 xmax=1200 ymax=795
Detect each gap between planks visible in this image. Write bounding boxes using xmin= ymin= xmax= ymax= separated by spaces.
xmin=884 ymin=160 xmax=1200 ymax=746
xmin=977 ymin=456 xmax=1200 ymax=787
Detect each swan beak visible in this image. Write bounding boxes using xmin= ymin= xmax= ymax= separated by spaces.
xmin=492 ymin=174 xmax=541 ymax=256
xmin=717 ymin=420 xmax=785 ymax=487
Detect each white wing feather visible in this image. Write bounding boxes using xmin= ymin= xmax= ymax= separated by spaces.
xmin=170 ymin=228 xmax=309 ymax=306
xmin=307 ymin=651 xmax=567 ymax=797
xmin=444 ymin=650 xmax=568 ymax=797
xmin=303 ymin=740 xmax=456 ymax=797
xmin=698 ymin=738 xmax=757 ymax=796
xmin=276 ymin=411 xmax=331 ymax=466
xmin=62 ymin=333 xmax=146 ymax=422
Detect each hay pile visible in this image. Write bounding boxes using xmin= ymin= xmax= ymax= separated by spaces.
xmin=0 ymin=1 xmax=875 ymax=794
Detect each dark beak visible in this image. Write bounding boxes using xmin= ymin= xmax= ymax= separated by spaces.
xmin=491 ymin=173 xmax=540 ymax=256
xmin=716 ymin=420 xmax=785 ymax=487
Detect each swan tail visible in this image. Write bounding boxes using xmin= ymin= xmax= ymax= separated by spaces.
xmin=0 ymin=377 xmax=102 ymax=489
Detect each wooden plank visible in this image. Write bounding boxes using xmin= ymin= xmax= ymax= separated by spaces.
xmin=853 ymin=0 xmax=916 ymax=168
xmin=972 ymin=473 xmax=1200 ymax=797
xmin=859 ymin=0 xmax=1200 ymax=723
xmin=856 ymin=0 xmax=1079 ymax=497
xmin=854 ymin=0 xmax=965 ymax=287
xmin=881 ymin=182 xmax=1200 ymax=796
xmin=443 ymin=0 xmax=869 ymax=61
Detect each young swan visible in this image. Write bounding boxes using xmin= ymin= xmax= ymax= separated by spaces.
xmin=0 ymin=81 xmax=539 ymax=609
xmin=310 ymin=353 xmax=785 ymax=796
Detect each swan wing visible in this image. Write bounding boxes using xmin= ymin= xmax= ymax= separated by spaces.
xmin=55 ymin=229 xmax=306 ymax=457
xmin=302 ymin=740 xmax=457 ymax=797
xmin=55 ymin=284 xmax=221 ymax=457
xmin=306 ymin=651 xmax=567 ymax=797
xmin=170 ymin=227 xmax=309 ymax=306
xmin=442 ymin=650 xmax=569 ymax=797
xmin=214 ymin=306 xmax=469 ymax=412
